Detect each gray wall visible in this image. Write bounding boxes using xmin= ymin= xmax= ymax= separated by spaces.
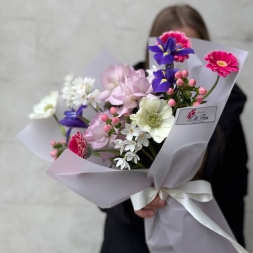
xmin=1 ymin=0 xmax=253 ymax=252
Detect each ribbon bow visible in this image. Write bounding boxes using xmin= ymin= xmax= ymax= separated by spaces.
xmin=131 ymin=180 xmax=248 ymax=253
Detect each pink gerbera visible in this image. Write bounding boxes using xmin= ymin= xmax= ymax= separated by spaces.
xmin=160 ymin=31 xmax=192 ymax=62
xmin=68 ymin=132 xmax=92 ymax=159
xmin=204 ymin=51 xmax=239 ymax=77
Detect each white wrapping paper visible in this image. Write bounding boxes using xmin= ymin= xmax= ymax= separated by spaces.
xmin=18 ymin=39 xmax=249 ymax=252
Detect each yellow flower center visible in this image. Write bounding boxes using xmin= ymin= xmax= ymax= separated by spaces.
xmin=147 ymin=112 xmax=162 ymax=127
xmin=44 ymin=104 xmax=53 ymax=112
xmin=216 ymin=60 xmax=227 ymax=67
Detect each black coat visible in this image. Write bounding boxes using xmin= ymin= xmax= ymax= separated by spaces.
xmin=99 ymin=63 xmax=249 ymax=252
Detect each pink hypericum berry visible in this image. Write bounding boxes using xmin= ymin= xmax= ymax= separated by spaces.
xmin=193 ymin=102 xmax=200 ymax=106
xmin=101 ymin=113 xmax=109 ymax=122
xmin=176 ymin=79 xmax=184 ymax=86
xmin=103 ymin=125 xmax=111 ymax=133
xmin=181 ymin=70 xmax=188 ymax=78
xmin=50 ymin=149 xmax=57 ymax=157
xmin=50 ymin=140 xmax=56 ymax=146
xmin=168 ymin=99 xmax=176 ymax=107
xmin=196 ymin=95 xmax=204 ymax=103
xmin=112 ymin=117 xmax=120 ymax=125
xmin=61 ymin=139 xmax=66 ymax=144
xmin=110 ymin=107 xmax=117 ymax=115
xmin=167 ymin=88 xmax=174 ymax=95
xmin=175 ymin=71 xmax=182 ymax=79
xmin=188 ymin=79 xmax=196 ymax=87
xmin=199 ymin=87 xmax=207 ymax=95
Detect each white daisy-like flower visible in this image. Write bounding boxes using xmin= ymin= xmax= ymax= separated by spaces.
xmin=135 ymin=97 xmax=174 ymax=143
xmin=121 ymin=123 xmax=140 ymax=141
xmin=87 ymin=89 xmax=101 ymax=108
xmin=114 ymin=157 xmax=130 ymax=170
xmin=29 ymin=91 xmax=59 ymax=119
xmin=125 ymin=151 xmax=140 ymax=164
xmin=124 ymin=140 xmax=137 ymax=152
xmin=114 ymin=139 xmax=125 ymax=154
xmin=135 ymin=131 xmax=151 ymax=147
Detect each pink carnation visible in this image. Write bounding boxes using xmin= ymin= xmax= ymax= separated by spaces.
xmin=160 ymin=31 xmax=192 ymax=62
xmin=68 ymin=132 xmax=91 ymax=159
xmin=204 ymin=51 xmax=239 ymax=77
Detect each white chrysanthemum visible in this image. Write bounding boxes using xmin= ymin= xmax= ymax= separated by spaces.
xmin=135 ymin=97 xmax=174 ymax=143
xmin=64 ymin=74 xmax=74 ymax=84
xmin=87 ymin=89 xmax=101 ymax=108
xmin=72 ymin=77 xmax=95 ymax=94
xmin=62 ymin=75 xmax=95 ymax=108
xmin=114 ymin=157 xmax=130 ymax=170
xmin=61 ymin=74 xmax=74 ymax=107
xmin=29 ymin=91 xmax=59 ymax=119
xmin=121 ymin=123 xmax=140 ymax=141
xmin=71 ymin=90 xmax=88 ymax=108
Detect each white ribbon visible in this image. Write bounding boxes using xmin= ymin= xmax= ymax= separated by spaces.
xmin=130 ymin=180 xmax=248 ymax=253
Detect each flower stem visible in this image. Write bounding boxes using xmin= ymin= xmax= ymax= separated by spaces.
xmin=53 ymin=114 xmax=66 ymax=137
xmin=78 ymin=116 xmax=90 ymax=125
xmin=148 ymin=142 xmax=157 ymax=158
xmin=203 ymin=75 xmax=220 ymax=99
xmin=137 ymin=161 xmax=145 ymax=168
xmin=91 ymin=152 xmax=101 ymax=157
xmin=95 ymin=149 xmax=120 ymax=155
xmin=140 ymin=148 xmax=154 ymax=161
xmin=96 ymin=105 xmax=103 ymax=112
xmin=132 ymin=161 xmax=146 ymax=169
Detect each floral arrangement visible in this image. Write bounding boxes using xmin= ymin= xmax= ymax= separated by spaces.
xmin=29 ymin=31 xmax=238 ymax=170
xmin=29 ymin=31 xmax=239 ymax=170
xmin=23 ymin=31 xmax=249 ymax=253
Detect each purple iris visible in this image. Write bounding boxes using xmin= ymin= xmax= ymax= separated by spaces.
xmin=59 ymin=105 xmax=88 ymax=141
xmin=148 ymin=37 xmax=194 ymax=65
xmin=152 ymin=67 xmax=178 ymax=93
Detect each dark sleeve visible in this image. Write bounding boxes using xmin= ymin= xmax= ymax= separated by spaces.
xmin=100 ymin=199 xmax=144 ymax=227
xmin=218 ymin=84 xmax=247 ymax=138
xmin=204 ymin=83 xmax=248 ymax=183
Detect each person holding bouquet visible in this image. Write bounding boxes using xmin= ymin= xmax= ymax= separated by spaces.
xmin=99 ymin=4 xmax=248 ymax=253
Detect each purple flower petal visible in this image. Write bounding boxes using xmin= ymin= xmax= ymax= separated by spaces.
xmin=153 ymin=70 xmax=166 ymax=79
xmin=158 ymin=54 xmax=175 ymax=65
xmin=148 ymin=45 xmax=163 ymax=53
xmin=152 ymin=78 xmax=171 ymax=92
xmin=175 ymin=48 xmax=195 ymax=56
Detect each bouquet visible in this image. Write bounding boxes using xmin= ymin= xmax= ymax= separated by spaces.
xmin=18 ymin=32 xmax=249 ymax=253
